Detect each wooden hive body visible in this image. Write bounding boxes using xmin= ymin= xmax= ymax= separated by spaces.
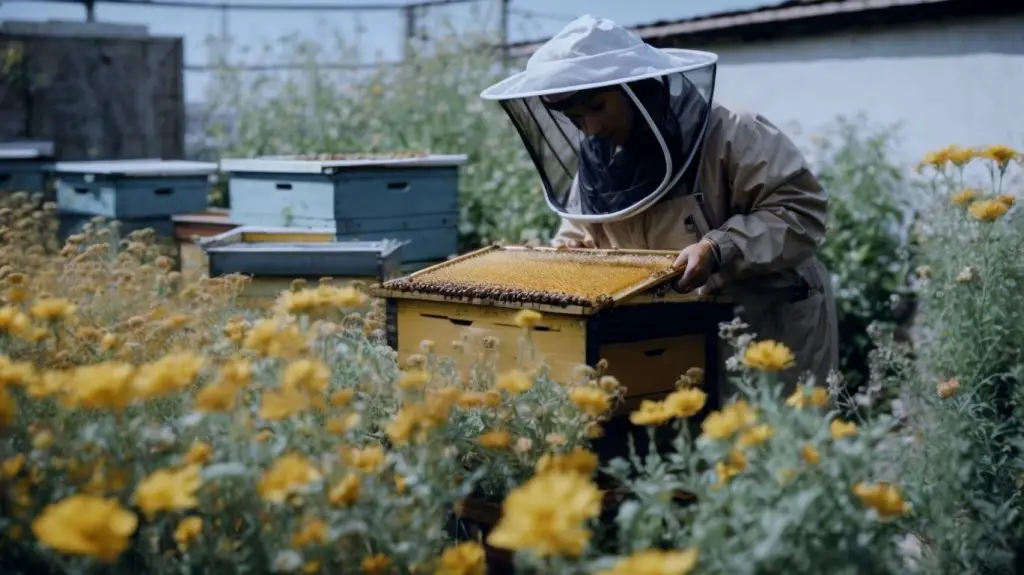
xmin=220 ymin=153 xmax=467 ymax=265
xmin=200 ymin=226 xmax=409 ymax=310
xmin=372 ymin=245 xmax=735 ymax=423
xmin=54 ymin=159 xmax=216 ymax=219
xmin=171 ymin=209 xmax=240 ymax=278
xmin=0 ymin=141 xmax=55 ymax=194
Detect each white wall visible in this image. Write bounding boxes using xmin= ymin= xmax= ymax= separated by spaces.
xmin=705 ymin=14 xmax=1024 ymax=166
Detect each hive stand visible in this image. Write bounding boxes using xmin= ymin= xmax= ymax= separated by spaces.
xmin=53 ymin=159 xmax=218 ymax=242
xmin=370 ymin=244 xmax=736 ymax=463
xmin=0 ymin=141 xmax=55 ymax=195
xmin=219 ymin=153 xmax=467 ymax=267
xmin=199 ymin=226 xmax=407 ymax=310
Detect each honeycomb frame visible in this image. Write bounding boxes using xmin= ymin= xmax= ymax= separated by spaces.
xmin=376 ymin=245 xmax=683 ymax=312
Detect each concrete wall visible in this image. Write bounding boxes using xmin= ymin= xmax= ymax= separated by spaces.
xmin=701 ymin=14 xmax=1024 ymax=165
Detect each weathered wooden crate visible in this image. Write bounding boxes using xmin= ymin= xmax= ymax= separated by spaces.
xmin=54 ymin=159 xmax=216 ymax=218
xmin=171 ymin=209 xmax=240 ymax=277
xmin=370 ymin=244 xmax=734 ymax=422
xmin=0 ymin=141 xmax=54 ymax=193
xmin=200 ymin=226 xmax=406 ymax=310
xmin=220 ymin=153 xmax=467 ymax=263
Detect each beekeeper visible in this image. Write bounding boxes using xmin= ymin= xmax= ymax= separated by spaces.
xmin=480 ymin=14 xmax=838 ymax=393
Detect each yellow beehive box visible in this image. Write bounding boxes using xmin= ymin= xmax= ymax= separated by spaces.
xmin=200 ymin=226 xmax=407 ymax=310
xmin=370 ymin=244 xmax=734 ymax=413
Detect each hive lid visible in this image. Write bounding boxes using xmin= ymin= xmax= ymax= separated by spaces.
xmin=219 ymin=153 xmax=469 ymax=175
xmin=54 ymin=159 xmax=219 ymax=177
xmin=371 ymin=244 xmax=690 ymax=316
xmin=0 ymin=140 xmax=55 ymax=160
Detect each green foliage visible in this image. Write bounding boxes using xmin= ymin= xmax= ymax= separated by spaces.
xmin=811 ymin=115 xmax=915 ymax=397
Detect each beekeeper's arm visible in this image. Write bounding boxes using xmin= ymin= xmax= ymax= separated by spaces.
xmin=702 ymin=111 xmax=827 ymax=278
xmin=550 ymin=178 xmax=596 ymax=248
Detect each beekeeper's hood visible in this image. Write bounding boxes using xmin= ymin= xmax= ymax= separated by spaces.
xmin=481 ymin=14 xmax=718 ymax=224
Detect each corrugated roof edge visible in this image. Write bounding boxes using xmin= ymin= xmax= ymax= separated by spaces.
xmin=507 ymin=0 xmax=1020 ymax=56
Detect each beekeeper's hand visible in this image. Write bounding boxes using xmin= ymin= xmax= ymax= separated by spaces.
xmin=557 ymin=238 xmax=596 ymax=248
xmin=672 ymin=238 xmax=718 ymax=293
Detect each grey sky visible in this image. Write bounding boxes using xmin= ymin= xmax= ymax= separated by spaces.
xmin=1 ymin=0 xmax=766 ymax=101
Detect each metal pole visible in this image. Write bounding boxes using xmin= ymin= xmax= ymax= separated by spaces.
xmin=402 ymin=4 xmax=416 ymax=60
xmin=499 ymin=0 xmax=509 ymax=65
xmin=85 ymin=0 xmax=96 ymax=21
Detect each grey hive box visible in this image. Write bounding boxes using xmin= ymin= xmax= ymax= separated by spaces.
xmin=0 ymin=141 xmax=55 ymax=194
xmin=220 ymin=154 xmax=467 ymax=264
xmin=198 ymin=225 xmax=406 ymax=310
xmin=54 ymin=159 xmax=217 ymax=219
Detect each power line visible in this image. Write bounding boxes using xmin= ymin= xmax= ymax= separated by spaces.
xmin=1 ymin=0 xmax=480 ymax=11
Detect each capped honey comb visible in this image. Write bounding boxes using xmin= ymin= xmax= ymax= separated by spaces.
xmin=384 ymin=248 xmax=676 ymax=307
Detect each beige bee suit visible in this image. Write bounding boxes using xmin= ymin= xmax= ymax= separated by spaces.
xmin=553 ymin=103 xmax=840 ymax=395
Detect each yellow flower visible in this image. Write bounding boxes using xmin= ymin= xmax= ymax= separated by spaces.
xmin=326 ymin=413 xmax=361 ymax=434
xmin=329 ymin=388 xmax=354 ymax=407
xmin=243 ymin=318 xmax=307 ymax=359
xmin=259 ymin=454 xmax=322 ymax=503
xmin=195 ymin=382 xmax=237 ymax=413
xmin=0 ymin=306 xmax=31 ymax=336
xmin=968 ymin=199 xmax=1009 ymax=222
xmin=259 ymin=387 xmax=310 ymax=420
xmin=736 ymin=424 xmax=775 ymax=448
xmin=135 ymin=465 xmax=202 ymax=518
xmin=630 ymin=400 xmax=673 ymax=426
xmin=133 ymin=352 xmax=205 ymax=400
xmin=479 ymin=429 xmax=513 ymax=449
xmin=664 ymin=387 xmax=707 ymax=418
xmin=951 ymin=188 xmax=978 ymax=206
xmin=535 ymin=448 xmax=599 ymax=477
xmin=436 ymin=541 xmax=486 ymax=575
xmin=0 ymin=356 xmax=37 ymax=388
xmin=496 ymin=369 xmax=533 ymax=394
xmin=997 ymin=194 xmax=1016 ymax=207
xmin=2 ymin=454 xmax=25 ymax=478
xmin=785 ymin=386 xmax=829 ymax=409
xmin=514 ymin=309 xmax=543 ymax=329
xmin=397 ymin=369 xmax=430 ymax=390
xmin=174 ymin=516 xmax=203 ymax=550
xmin=31 ymin=495 xmax=138 ymax=562
xmin=853 ymin=482 xmax=910 ymax=517
xmin=281 ymin=359 xmax=331 ymax=394
xmin=980 ymin=144 xmax=1019 ymax=169
xmin=713 ymin=449 xmax=747 ymax=488
xmin=830 ymin=419 xmax=858 ymax=439
xmin=487 ymin=470 xmax=602 ymax=557
xmin=328 ymin=474 xmax=361 ymax=507
xmin=361 ymin=554 xmax=391 ymax=575
xmin=569 ymin=386 xmax=611 ymax=417
xmin=801 ymin=444 xmax=821 ymax=465
xmin=343 ymin=445 xmax=385 ymax=473
xmin=28 ymin=297 xmax=77 ymax=321
xmin=937 ymin=377 xmax=960 ymax=399
xmin=699 ymin=400 xmax=757 ymax=441
xmin=595 ymin=547 xmax=700 ymax=575
xmin=947 ymin=145 xmax=977 ymax=166
xmin=291 ymin=518 xmax=328 ymax=548
xmin=456 ymin=390 xmax=487 ymax=409
xmin=183 ymin=442 xmax=213 ymax=465
xmin=743 ymin=340 xmax=795 ymax=372
xmin=63 ymin=362 xmax=136 ymax=412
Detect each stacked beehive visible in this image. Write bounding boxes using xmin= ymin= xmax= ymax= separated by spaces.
xmin=372 ymin=244 xmax=734 ymax=417
xmin=200 ymin=226 xmax=406 ymax=310
xmin=219 ymin=152 xmax=467 ymax=269
xmin=53 ymin=159 xmax=218 ymax=243
xmin=0 ymin=141 xmax=55 ymax=195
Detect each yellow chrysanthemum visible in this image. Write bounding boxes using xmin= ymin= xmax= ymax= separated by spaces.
xmin=135 ymin=465 xmax=202 ymax=518
xmin=968 ymin=199 xmax=1010 ymax=222
xmin=595 ymin=548 xmax=700 ymax=575
xmin=853 ymin=482 xmax=910 ymax=517
xmin=31 ymin=495 xmax=138 ymax=562
xmin=436 ymin=541 xmax=487 ymax=575
xmin=743 ymin=340 xmax=795 ymax=372
xmin=259 ymin=454 xmax=322 ymax=503
xmin=569 ymin=386 xmax=612 ymax=417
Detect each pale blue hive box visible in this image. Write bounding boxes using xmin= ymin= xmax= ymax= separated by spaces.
xmin=220 ymin=154 xmax=467 ymax=264
xmin=0 ymin=141 xmax=55 ymax=194
xmin=54 ymin=159 xmax=217 ymax=218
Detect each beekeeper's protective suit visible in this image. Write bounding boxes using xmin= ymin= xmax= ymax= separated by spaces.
xmin=480 ymin=14 xmax=838 ymax=394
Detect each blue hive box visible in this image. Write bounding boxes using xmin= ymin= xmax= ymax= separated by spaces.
xmin=54 ymin=159 xmax=218 ymax=219
xmin=220 ymin=153 xmax=467 ymax=264
xmin=0 ymin=141 xmax=55 ymax=194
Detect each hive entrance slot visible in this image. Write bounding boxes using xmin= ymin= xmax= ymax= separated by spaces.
xmin=643 ymin=348 xmax=667 ymax=357
xmin=420 ymin=313 xmax=472 ymax=327
xmin=275 ymin=183 xmax=293 ymax=190
xmin=154 ymin=188 xmax=174 ymax=195
xmin=387 ymin=181 xmax=410 ymax=191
